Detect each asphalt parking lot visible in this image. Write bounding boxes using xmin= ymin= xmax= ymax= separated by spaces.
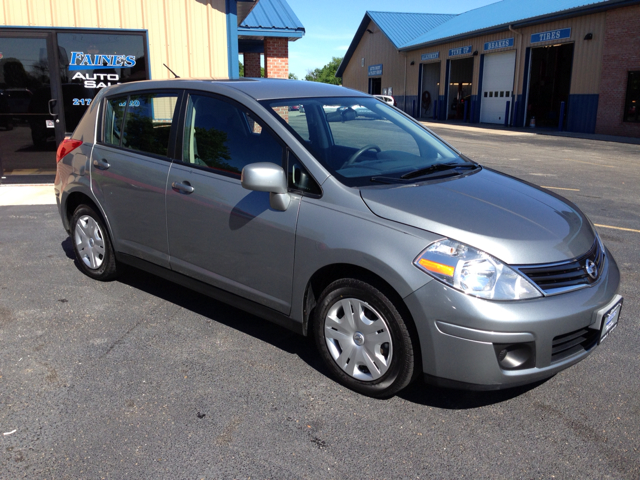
xmin=1 ymin=128 xmax=639 ymax=478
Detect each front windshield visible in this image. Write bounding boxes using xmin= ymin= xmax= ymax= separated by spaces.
xmin=261 ymin=96 xmax=474 ymax=187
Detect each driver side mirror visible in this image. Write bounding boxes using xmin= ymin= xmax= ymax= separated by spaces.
xmin=241 ymin=162 xmax=291 ymax=211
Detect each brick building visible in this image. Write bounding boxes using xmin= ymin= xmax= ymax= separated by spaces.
xmin=338 ymin=0 xmax=640 ymax=138
xmin=596 ymin=3 xmax=640 ymax=136
xmin=238 ymin=0 xmax=305 ymax=79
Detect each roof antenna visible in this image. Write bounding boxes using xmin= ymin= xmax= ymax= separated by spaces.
xmin=163 ymin=63 xmax=180 ymax=78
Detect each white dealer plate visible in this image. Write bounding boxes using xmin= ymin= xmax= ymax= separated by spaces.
xmin=599 ymin=300 xmax=622 ymax=343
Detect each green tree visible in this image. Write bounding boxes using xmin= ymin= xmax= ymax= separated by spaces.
xmin=305 ymin=57 xmax=343 ymax=85
xmin=288 ymin=72 xmax=298 ymax=80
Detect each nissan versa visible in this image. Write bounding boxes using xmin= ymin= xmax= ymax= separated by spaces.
xmin=54 ymin=79 xmax=622 ymax=398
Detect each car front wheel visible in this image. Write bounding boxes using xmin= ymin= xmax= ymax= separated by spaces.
xmin=314 ymin=278 xmax=417 ymax=398
xmin=70 ymin=204 xmax=119 ymax=281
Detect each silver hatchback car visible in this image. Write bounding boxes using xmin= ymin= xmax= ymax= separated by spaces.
xmin=55 ymin=79 xmax=622 ymax=398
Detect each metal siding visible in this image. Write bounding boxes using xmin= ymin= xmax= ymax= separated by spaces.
xmin=342 ymin=2 xmax=609 ymax=130
xmin=187 ymin=0 xmax=206 ymax=78
xmin=165 ymin=0 xmax=188 ymax=77
xmin=507 ymin=14 xmax=606 ymax=96
xmin=213 ymin=0 xmax=228 ymax=77
xmin=567 ymin=94 xmax=599 ymax=133
xmin=27 ymin=0 xmax=53 ymax=26
xmin=2 ymin=0 xmax=29 ymax=25
xmin=50 ymin=0 xmax=76 ymax=27
xmin=1 ymin=0 xmax=230 ymax=79
xmin=398 ymin=13 xmax=607 ymax=103
xmin=122 ymin=0 xmax=144 ymax=29
xmin=406 ymin=40 xmax=482 ymax=99
xmin=342 ymin=20 xmax=407 ymax=101
xmin=96 ymin=0 xmax=122 ymax=28
xmin=75 ymin=0 xmax=99 ymax=28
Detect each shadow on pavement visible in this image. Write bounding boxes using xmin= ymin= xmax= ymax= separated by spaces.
xmin=398 ymin=377 xmax=550 ymax=409
xmin=116 ymin=265 xmax=328 ymax=372
xmin=67 ymin=256 xmax=548 ymax=409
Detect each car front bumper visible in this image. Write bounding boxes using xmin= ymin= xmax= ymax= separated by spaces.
xmin=403 ymin=248 xmax=621 ymax=390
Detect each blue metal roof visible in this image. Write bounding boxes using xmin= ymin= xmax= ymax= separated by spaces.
xmin=336 ymin=11 xmax=457 ymax=77
xmin=402 ymin=0 xmax=611 ymax=49
xmin=239 ymin=0 xmax=305 ymax=39
xmin=367 ymin=12 xmax=457 ymax=49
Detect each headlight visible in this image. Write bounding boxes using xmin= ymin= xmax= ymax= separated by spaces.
xmin=414 ymin=239 xmax=542 ymax=300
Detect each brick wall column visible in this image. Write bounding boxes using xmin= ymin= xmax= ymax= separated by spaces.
xmin=595 ymin=4 xmax=640 ymax=137
xmin=243 ymin=52 xmax=262 ymax=78
xmin=264 ymin=37 xmax=289 ymax=79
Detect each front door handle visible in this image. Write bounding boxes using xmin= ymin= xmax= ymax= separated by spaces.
xmin=93 ymin=158 xmax=110 ymax=170
xmin=172 ymin=181 xmax=195 ymax=194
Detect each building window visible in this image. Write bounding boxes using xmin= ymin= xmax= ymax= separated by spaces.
xmin=624 ymin=71 xmax=640 ymax=122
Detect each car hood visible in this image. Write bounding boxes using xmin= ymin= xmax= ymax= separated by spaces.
xmin=359 ymin=168 xmax=595 ymax=265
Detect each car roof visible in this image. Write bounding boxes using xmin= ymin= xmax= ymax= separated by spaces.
xmin=102 ymin=78 xmax=368 ymax=101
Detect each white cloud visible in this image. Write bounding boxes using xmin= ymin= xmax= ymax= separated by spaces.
xmin=336 ymin=45 xmax=349 ymax=51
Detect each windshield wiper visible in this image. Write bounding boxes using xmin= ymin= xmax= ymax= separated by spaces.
xmin=400 ymin=162 xmax=478 ymax=180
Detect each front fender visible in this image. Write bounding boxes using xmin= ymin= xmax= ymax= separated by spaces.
xmin=290 ymin=198 xmax=439 ymax=325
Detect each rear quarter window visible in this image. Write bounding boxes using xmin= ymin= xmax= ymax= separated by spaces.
xmin=102 ymin=92 xmax=179 ymax=157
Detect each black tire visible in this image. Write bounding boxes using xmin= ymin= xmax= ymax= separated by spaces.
xmin=313 ymin=278 xmax=417 ymax=398
xmin=70 ymin=204 xmax=120 ymax=281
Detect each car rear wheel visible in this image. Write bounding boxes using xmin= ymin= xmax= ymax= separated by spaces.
xmin=313 ymin=278 xmax=416 ymax=398
xmin=70 ymin=205 xmax=119 ymax=281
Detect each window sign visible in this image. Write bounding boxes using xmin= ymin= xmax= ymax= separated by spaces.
xmin=531 ymin=28 xmax=571 ymax=44
xmin=421 ymin=52 xmax=439 ymax=61
xmin=484 ymin=38 xmax=514 ymax=51
xmin=449 ymin=46 xmax=472 ymax=57
xmin=368 ymin=64 xmax=383 ymax=76
xmin=57 ymin=32 xmax=149 ymax=133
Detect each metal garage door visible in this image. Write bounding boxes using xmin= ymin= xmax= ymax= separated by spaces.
xmin=480 ymin=50 xmax=516 ymax=124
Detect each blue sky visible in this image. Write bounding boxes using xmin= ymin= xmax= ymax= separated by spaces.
xmin=285 ymin=0 xmax=501 ymax=79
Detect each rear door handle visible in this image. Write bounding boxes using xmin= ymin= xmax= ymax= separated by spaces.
xmin=172 ymin=181 xmax=195 ymax=194
xmin=93 ymin=158 xmax=110 ymax=170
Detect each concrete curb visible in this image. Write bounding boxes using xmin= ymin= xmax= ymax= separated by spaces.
xmin=0 ymin=185 xmax=56 ymax=206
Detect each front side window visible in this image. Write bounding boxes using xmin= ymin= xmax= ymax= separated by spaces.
xmin=262 ymin=96 xmax=469 ymax=187
xmin=182 ymin=94 xmax=284 ymax=176
xmin=624 ymin=71 xmax=640 ymax=123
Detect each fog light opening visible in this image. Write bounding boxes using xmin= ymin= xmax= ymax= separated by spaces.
xmin=493 ymin=342 xmax=535 ymax=370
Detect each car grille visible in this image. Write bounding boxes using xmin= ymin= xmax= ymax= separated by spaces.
xmin=518 ymin=240 xmax=604 ymax=295
xmin=551 ymin=327 xmax=599 ymax=363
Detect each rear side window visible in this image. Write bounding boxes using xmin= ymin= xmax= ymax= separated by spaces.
xmin=102 ymin=92 xmax=179 ymax=157
xmin=122 ymin=93 xmax=178 ymax=156
xmin=104 ymin=97 xmax=127 ymax=146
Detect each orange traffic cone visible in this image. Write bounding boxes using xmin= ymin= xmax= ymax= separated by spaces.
xmin=529 ymin=116 xmax=536 ymax=128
